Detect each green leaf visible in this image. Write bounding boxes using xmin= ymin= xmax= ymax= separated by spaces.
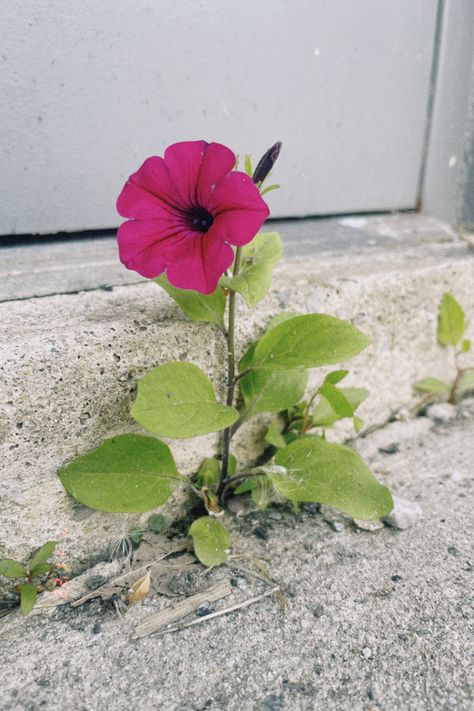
xmin=247 ymin=314 xmax=370 ymax=371
xmin=240 ymin=366 xmax=307 ymax=415
xmin=234 ymin=479 xmax=253 ymax=495
xmin=264 ymin=421 xmax=287 ymax=448
xmin=29 ymin=541 xmax=56 ymax=570
xmin=58 ymin=434 xmax=181 ymax=513
xmin=20 ymin=583 xmax=38 ymax=615
xmin=260 ymin=183 xmax=280 ymax=196
xmin=461 ymin=339 xmax=471 ymax=353
xmin=30 ymin=563 xmax=54 ymax=578
xmin=353 ymin=415 xmax=363 ymax=433
xmin=437 ymin=293 xmax=466 ymax=347
xmin=196 ymin=458 xmax=221 ymax=489
xmin=131 ymin=362 xmax=238 ymax=439
xmin=220 ymin=232 xmax=282 ymax=307
xmin=250 ymin=476 xmax=273 ymax=510
xmin=312 ymin=388 xmax=369 ymax=427
xmin=413 ymin=377 xmax=450 ymax=394
xmin=189 ymin=517 xmax=231 ymax=567
xmin=244 ymin=154 xmax=253 ymax=177
xmin=459 ymin=369 xmax=474 ymax=394
xmin=0 ymin=559 xmax=27 ymax=578
xmin=148 ymin=513 xmax=168 ymax=534
xmin=271 ymin=437 xmax=393 ymax=519
xmin=319 ymin=383 xmax=354 ymax=418
xmin=322 ymin=369 xmax=349 ymax=385
xmin=155 ymin=274 xmax=225 ymax=327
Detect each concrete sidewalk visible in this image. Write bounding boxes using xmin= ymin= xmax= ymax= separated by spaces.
xmin=1 ymin=400 xmax=473 ymax=710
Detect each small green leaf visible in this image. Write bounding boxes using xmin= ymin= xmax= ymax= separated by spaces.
xmin=260 ymin=183 xmax=280 ymax=196
xmin=244 ymin=154 xmax=253 ymax=177
xmin=29 ymin=541 xmax=56 ymax=570
xmin=319 ymin=383 xmax=354 ymax=418
xmin=220 ymin=232 xmax=282 ymax=307
xmin=129 ymin=529 xmax=144 ymax=544
xmin=250 ymin=476 xmax=273 ymax=510
xmin=461 ymin=339 xmax=471 ymax=353
xmin=312 ymin=388 xmax=369 ymax=427
xmin=437 ymin=293 xmax=466 ymax=347
xmin=264 ymin=421 xmax=287 ymax=448
xmin=131 ymin=362 xmax=238 ymax=439
xmin=148 ymin=513 xmax=168 ymax=534
xmin=323 ymin=369 xmax=349 ymax=385
xmin=30 ymin=563 xmax=53 ymax=578
xmin=248 ymin=314 xmax=370 ymax=371
xmin=240 ymin=364 xmax=307 ymax=415
xmin=20 ymin=583 xmax=37 ymax=615
xmin=353 ymin=415 xmax=364 ymax=433
xmin=155 ymin=274 xmax=226 ymax=327
xmin=271 ymin=437 xmax=393 ymax=519
xmin=234 ymin=478 xmax=253 ymax=495
xmin=189 ymin=517 xmax=231 ymax=567
xmin=413 ymin=377 xmax=450 ymax=394
xmin=196 ymin=458 xmax=221 ymax=489
xmin=0 ymin=559 xmax=27 ymax=578
xmin=458 ymin=369 xmax=474 ymax=394
xmin=59 ymin=434 xmax=181 ymax=513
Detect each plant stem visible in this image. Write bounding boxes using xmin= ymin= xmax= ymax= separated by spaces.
xmin=219 ymin=248 xmax=242 ymax=495
xmin=448 ymin=349 xmax=463 ymax=404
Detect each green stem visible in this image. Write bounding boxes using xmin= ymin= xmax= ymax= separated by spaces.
xmin=219 ymin=248 xmax=242 ymax=496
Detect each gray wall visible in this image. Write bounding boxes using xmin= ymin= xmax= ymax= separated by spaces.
xmin=0 ymin=0 xmax=438 ymax=235
xmin=422 ymin=0 xmax=474 ymax=226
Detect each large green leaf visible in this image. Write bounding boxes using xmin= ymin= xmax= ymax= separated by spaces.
xmin=247 ymin=314 xmax=370 ymax=371
xmin=189 ymin=517 xmax=231 ymax=567
xmin=240 ymin=366 xmax=307 ymax=415
xmin=220 ymin=232 xmax=282 ymax=307
xmin=20 ymin=583 xmax=38 ymax=615
xmin=0 ymin=559 xmax=27 ymax=578
xmin=131 ymin=362 xmax=238 ymax=439
xmin=58 ymin=434 xmax=181 ymax=513
xmin=413 ymin=377 xmax=450 ymax=395
xmin=29 ymin=541 xmax=56 ymax=570
xmin=437 ymin=293 xmax=466 ymax=347
xmin=155 ymin=274 xmax=226 ymax=327
xmin=271 ymin=437 xmax=392 ymax=519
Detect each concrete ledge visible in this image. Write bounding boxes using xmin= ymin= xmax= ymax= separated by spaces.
xmin=1 ymin=215 xmax=474 ymax=563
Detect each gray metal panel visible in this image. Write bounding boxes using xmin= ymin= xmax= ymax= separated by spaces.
xmin=0 ymin=1 xmax=437 ymax=234
xmin=422 ymin=0 xmax=474 ymax=225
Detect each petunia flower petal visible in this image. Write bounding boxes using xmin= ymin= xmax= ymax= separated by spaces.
xmin=196 ymin=142 xmax=236 ymax=205
xmin=165 ymin=233 xmax=234 ymax=294
xmin=117 ymin=179 xmax=183 ymax=220
xmin=207 ymin=171 xmax=269 ymax=246
xmin=117 ymin=219 xmax=193 ymax=279
xmin=164 ymin=140 xmax=209 ymax=207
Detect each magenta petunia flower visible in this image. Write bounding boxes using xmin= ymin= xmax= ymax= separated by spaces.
xmin=116 ymin=141 xmax=270 ymax=294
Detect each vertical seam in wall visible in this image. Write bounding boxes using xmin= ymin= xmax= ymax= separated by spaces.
xmin=416 ymin=0 xmax=446 ymax=209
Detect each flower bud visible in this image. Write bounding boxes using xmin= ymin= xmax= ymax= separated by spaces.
xmin=252 ymin=141 xmax=282 ymax=185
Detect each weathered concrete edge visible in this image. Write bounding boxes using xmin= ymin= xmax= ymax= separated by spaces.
xmin=1 ymin=236 xmax=474 ymax=564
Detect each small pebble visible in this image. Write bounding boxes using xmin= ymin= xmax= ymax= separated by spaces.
xmin=362 ymin=647 xmax=372 ymax=659
xmin=253 ymin=526 xmax=268 ymax=541
xmin=391 ymin=574 xmax=402 ymax=582
xmin=426 ymin=402 xmax=457 ymax=423
xmin=382 ymin=495 xmax=422 ymax=530
xmin=353 ymin=518 xmax=384 ymax=532
xmin=267 ymin=511 xmax=282 ymax=521
xmin=447 ymin=546 xmax=459 ymax=556
xmin=378 ymin=443 xmax=399 ymax=455
xmin=195 ymin=601 xmax=215 ymax=617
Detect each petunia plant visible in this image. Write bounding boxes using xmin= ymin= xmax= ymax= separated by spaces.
xmin=58 ymin=140 xmax=393 ymax=566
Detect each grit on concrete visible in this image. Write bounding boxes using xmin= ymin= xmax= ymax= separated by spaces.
xmin=1 ymin=402 xmax=473 ymax=711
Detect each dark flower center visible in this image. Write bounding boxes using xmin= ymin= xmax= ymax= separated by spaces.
xmin=187 ymin=206 xmax=214 ymax=233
